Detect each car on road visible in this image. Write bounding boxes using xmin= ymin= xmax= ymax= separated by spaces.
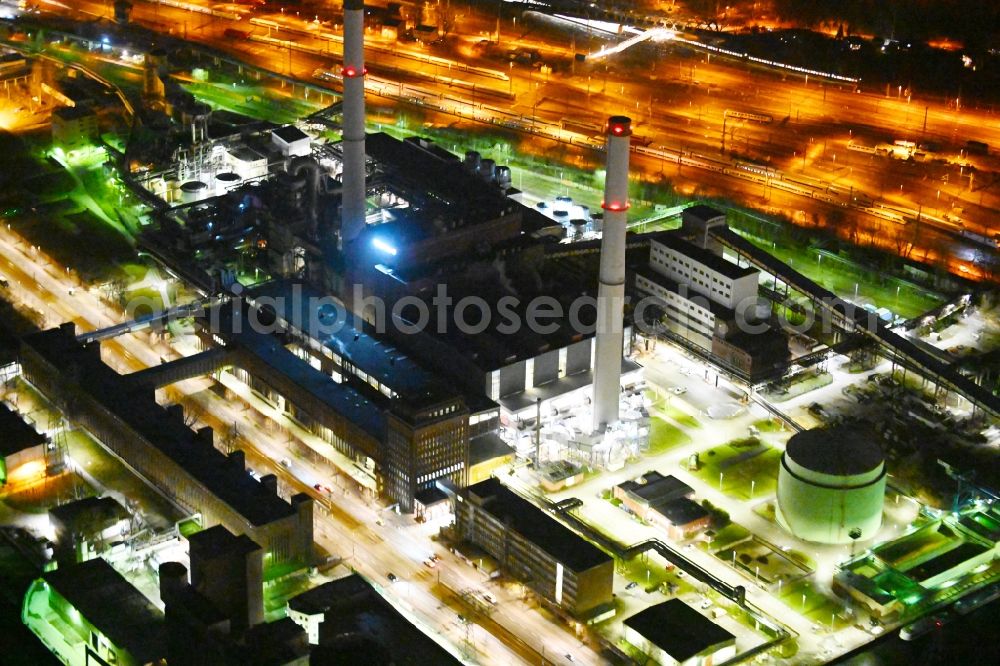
xmin=672 ymin=386 xmax=687 ymax=395
xmin=700 ymin=598 xmax=713 ymax=609
xmin=423 ymin=558 xmax=436 ymax=569
xmin=279 ymin=458 xmax=291 ymax=468
xmin=481 ymin=592 xmax=497 ymax=605
xmin=386 ymin=573 xmax=397 ymax=582
xmin=313 ymin=483 xmax=332 ymax=494
xmin=625 ymin=581 xmax=638 ymax=590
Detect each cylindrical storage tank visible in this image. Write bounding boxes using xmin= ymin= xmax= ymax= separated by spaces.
xmin=158 ymin=561 xmax=188 ymax=604
xmin=776 ymin=424 xmax=886 ymax=544
xmin=495 ymin=165 xmax=511 ymax=189
xmin=215 ymin=172 xmax=240 ymax=195
xmin=479 ymin=158 xmax=496 ymax=182
xmin=180 ymin=180 xmax=208 ymax=203
xmin=464 ymin=150 xmax=481 ymax=173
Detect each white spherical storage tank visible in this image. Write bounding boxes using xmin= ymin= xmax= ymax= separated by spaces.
xmin=776 ymin=423 xmax=886 ymax=544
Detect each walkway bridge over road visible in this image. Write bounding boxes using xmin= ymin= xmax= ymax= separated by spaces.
xmin=126 ymin=347 xmax=233 ymax=388
xmin=77 ymin=297 xmax=223 ymax=345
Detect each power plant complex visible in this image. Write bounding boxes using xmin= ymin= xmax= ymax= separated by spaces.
xmin=7 ymin=3 xmax=1000 ymax=665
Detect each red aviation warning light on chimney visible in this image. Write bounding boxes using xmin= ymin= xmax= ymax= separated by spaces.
xmin=606 ymin=117 xmax=632 ymax=137
xmin=340 ymin=66 xmax=368 ymax=78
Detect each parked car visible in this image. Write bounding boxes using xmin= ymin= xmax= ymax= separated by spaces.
xmin=387 ymin=573 xmax=397 ymax=582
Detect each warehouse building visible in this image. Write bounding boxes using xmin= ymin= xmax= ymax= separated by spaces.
xmin=49 ymin=496 xmax=130 ymax=565
xmin=51 ymin=105 xmax=99 ymax=152
xmin=23 ymin=557 xmax=167 ymax=666
xmin=614 ymin=472 xmax=710 ymax=540
xmin=623 ymin=599 xmax=735 ymax=666
xmin=454 ymin=477 xmax=614 ymax=619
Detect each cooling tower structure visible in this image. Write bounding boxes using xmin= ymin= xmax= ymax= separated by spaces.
xmin=591 ymin=116 xmax=631 ymax=432
xmin=776 ymin=423 xmax=886 ymax=544
xmin=340 ymin=0 xmax=367 ymax=246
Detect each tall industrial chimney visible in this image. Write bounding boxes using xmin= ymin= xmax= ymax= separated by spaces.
xmin=340 ymin=0 xmax=367 ymax=245
xmin=592 ymin=116 xmax=631 ymax=432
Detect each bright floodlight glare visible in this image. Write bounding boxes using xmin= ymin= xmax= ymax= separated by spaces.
xmin=372 ymin=238 xmax=397 ymax=256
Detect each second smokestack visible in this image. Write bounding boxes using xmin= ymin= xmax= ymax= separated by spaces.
xmin=340 ymin=0 xmax=366 ymax=245
xmin=592 ymin=115 xmax=631 ymax=432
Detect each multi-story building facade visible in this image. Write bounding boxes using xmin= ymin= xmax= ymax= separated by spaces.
xmin=454 ymin=478 xmax=614 ymax=619
xmin=202 ymin=286 xmax=470 ymax=513
xmin=51 ymin=105 xmax=98 ymax=151
xmin=634 ymin=209 xmax=789 ymax=379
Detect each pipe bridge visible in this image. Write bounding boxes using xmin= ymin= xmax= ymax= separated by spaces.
xmin=712 ymin=227 xmax=1000 ymax=418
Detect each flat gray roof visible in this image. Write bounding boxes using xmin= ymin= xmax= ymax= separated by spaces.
xmin=617 ymin=472 xmax=693 ymax=506
xmin=289 ymin=575 xmax=461 ymax=664
xmin=272 ymin=125 xmax=309 ymax=144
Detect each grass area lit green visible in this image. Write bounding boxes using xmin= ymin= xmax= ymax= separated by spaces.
xmin=181 ymin=81 xmax=327 ymax=124
xmin=647 ymin=391 xmax=701 ymax=429
xmin=707 ymin=522 xmax=752 ymax=551
xmin=689 ymin=438 xmax=781 ymax=501
xmin=65 ymin=429 xmax=183 ymax=523
xmin=740 ymin=234 xmax=944 ymax=319
xmin=777 ymin=579 xmax=851 ymax=631
xmin=619 ymin=553 xmax=697 ymax=597
xmin=647 ymin=417 xmax=692 ymax=455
